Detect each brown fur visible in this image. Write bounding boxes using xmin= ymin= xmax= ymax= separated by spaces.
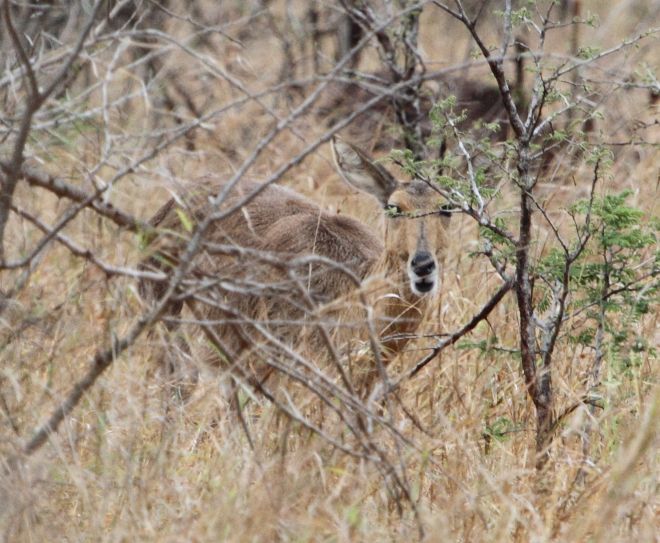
xmin=140 ymin=138 xmax=451 ymax=391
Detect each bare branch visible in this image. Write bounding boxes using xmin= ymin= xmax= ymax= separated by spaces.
xmin=433 ymin=0 xmax=525 ymax=138
xmin=13 ymin=164 xmax=148 ymax=232
xmin=377 ymin=278 xmax=514 ymax=399
xmin=1 ymin=0 xmax=39 ymax=98
xmin=10 ymin=204 xmax=164 ymax=281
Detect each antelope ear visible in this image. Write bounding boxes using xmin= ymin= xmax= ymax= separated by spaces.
xmin=331 ymin=136 xmax=399 ymax=206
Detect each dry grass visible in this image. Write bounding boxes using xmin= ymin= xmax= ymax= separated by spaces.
xmin=1 ymin=1 xmax=658 ymax=541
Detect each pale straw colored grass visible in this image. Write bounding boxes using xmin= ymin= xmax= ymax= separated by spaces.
xmin=1 ymin=1 xmax=657 ymax=541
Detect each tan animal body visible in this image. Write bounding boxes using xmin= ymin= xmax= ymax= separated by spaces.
xmin=140 ymin=138 xmax=452 ymax=389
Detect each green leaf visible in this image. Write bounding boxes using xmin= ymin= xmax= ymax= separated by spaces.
xmin=176 ymin=209 xmax=195 ymax=233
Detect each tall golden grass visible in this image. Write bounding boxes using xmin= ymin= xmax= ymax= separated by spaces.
xmin=0 ymin=1 xmax=657 ymax=541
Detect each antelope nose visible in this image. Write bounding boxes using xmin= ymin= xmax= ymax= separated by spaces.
xmin=411 ymin=251 xmax=436 ymax=277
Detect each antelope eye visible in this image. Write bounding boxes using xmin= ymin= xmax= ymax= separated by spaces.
xmin=439 ymin=203 xmax=457 ymax=217
xmin=385 ymin=204 xmax=403 ymax=217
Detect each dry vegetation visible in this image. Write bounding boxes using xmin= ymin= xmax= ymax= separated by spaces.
xmin=0 ymin=1 xmax=658 ymax=541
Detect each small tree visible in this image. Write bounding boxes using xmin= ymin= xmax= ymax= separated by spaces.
xmin=392 ymin=1 xmax=658 ymax=469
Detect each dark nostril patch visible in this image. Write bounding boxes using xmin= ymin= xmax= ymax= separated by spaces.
xmin=410 ymin=251 xmax=432 ymax=267
xmin=411 ymin=251 xmax=436 ymax=276
xmin=415 ymin=261 xmax=436 ymax=276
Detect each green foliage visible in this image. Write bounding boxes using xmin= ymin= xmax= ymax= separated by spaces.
xmin=494 ymin=3 xmax=534 ymax=27
xmin=429 ymin=96 xmax=468 ymax=135
xmin=510 ymin=7 xmax=532 ymax=26
xmin=577 ymin=46 xmax=602 ymax=60
xmin=388 ymin=148 xmax=419 ymax=177
xmin=560 ymin=191 xmax=657 ymax=370
xmin=397 ymin=58 xmax=656 ymax=396
xmin=480 ymin=217 xmax=515 ymax=249
xmin=176 ymin=208 xmax=195 ymax=233
xmin=345 ymin=505 xmax=362 ymax=529
xmin=483 ymin=417 xmax=520 ymax=443
xmin=429 ymin=96 xmax=456 ymax=130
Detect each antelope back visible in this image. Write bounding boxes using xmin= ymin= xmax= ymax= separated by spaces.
xmin=142 ymin=178 xmax=384 ymax=358
xmin=141 ymin=140 xmax=452 ymax=372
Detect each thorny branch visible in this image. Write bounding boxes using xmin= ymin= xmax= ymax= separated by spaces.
xmin=427 ymin=0 xmax=658 ymax=468
xmin=376 ymin=278 xmax=514 ymax=400
xmin=10 ymin=4 xmax=436 ymax=463
xmin=2 ymin=1 xmax=656 ymax=509
xmin=0 ymin=0 xmax=102 ymax=261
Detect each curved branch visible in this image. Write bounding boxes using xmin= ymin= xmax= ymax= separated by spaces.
xmin=377 ymin=278 xmax=514 ymax=399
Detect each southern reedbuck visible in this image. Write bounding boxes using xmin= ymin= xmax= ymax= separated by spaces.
xmin=140 ymin=137 xmax=452 ymax=392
